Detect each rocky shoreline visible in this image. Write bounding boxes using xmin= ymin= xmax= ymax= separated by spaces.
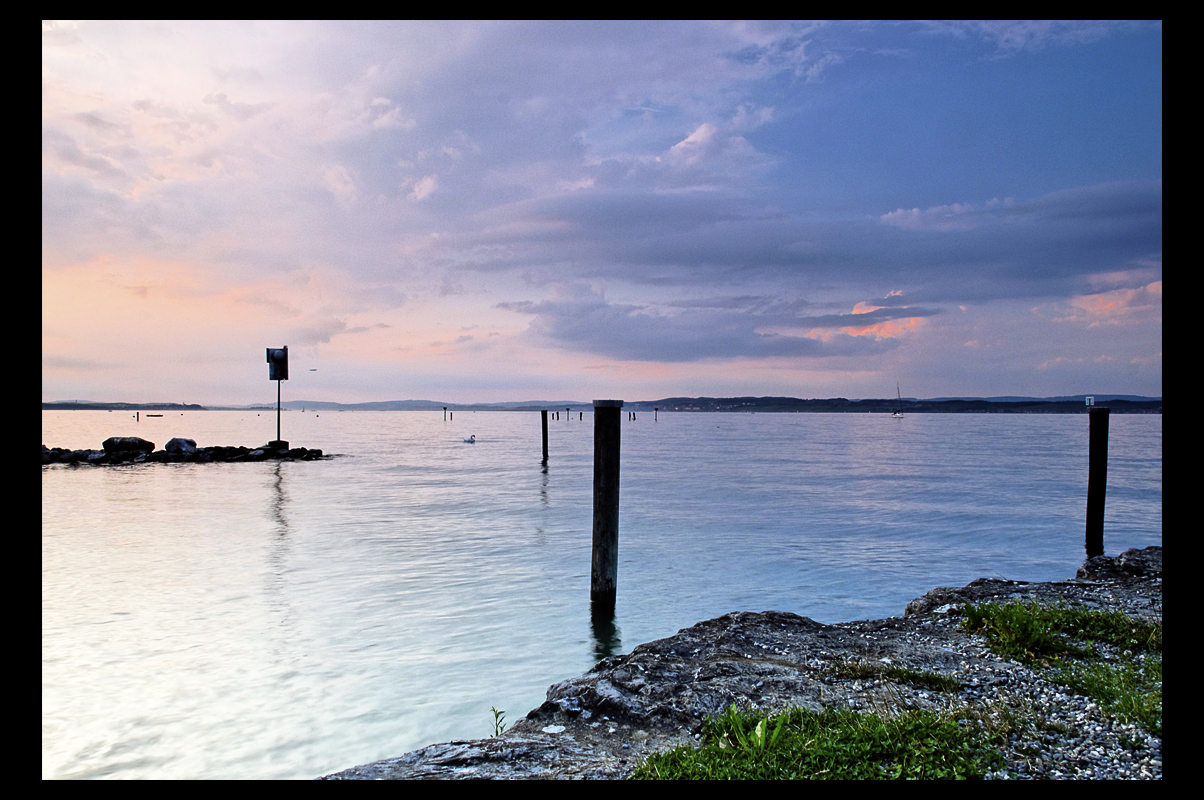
xmin=321 ymin=546 xmax=1161 ymax=780
xmin=42 ymin=436 xmax=326 ymax=465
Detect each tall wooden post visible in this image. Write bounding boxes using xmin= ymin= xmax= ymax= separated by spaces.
xmin=1085 ymin=407 xmax=1110 ymax=557
xmin=541 ymin=409 xmax=549 ymax=462
xmin=592 ymin=400 xmax=623 ymax=613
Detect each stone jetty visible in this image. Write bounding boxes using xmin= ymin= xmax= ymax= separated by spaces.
xmin=42 ymin=436 xmax=326 ymax=464
xmin=321 ymin=546 xmax=1161 ymax=780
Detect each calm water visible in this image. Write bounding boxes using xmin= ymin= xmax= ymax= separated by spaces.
xmin=42 ymin=410 xmax=1161 ymax=779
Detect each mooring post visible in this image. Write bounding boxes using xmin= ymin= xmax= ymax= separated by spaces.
xmin=541 ymin=409 xmax=549 ymax=462
xmin=592 ymin=399 xmax=623 ymax=613
xmin=1085 ymin=407 xmax=1110 ymax=557
xmin=443 ymin=406 xmax=447 ymax=421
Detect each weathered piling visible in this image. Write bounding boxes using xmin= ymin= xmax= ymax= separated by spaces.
xmin=1085 ymin=407 xmax=1110 ymax=557
xmin=591 ymin=400 xmax=623 ymax=613
xmin=541 ymin=409 xmax=549 ymax=462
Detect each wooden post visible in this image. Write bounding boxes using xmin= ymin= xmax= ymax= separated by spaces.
xmin=1085 ymin=407 xmax=1110 ymax=557
xmin=443 ymin=406 xmax=447 ymax=421
xmin=541 ymin=409 xmax=549 ymax=462
xmin=592 ymin=400 xmax=623 ymax=613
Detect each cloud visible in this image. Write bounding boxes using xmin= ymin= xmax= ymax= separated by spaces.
xmin=921 ymin=20 xmax=1151 ymax=57
xmin=408 ymin=175 xmax=439 ymax=201
xmin=41 ymin=21 xmax=1162 ymax=402
xmin=497 ymin=284 xmax=928 ymax=362
xmin=202 ymin=92 xmax=275 ymax=121
xmin=879 ymin=202 xmax=982 ymax=231
xmin=1045 ymin=280 xmax=1162 ymax=328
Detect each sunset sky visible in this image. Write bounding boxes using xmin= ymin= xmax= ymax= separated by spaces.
xmin=42 ymin=21 xmax=1162 ymax=405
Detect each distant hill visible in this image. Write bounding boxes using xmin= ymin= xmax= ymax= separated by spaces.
xmin=628 ymin=396 xmax=1161 ymax=414
xmin=41 ymin=401 xmax=205 ymax=411
xmin=44 ymin=395 xmax=1161 ymax=414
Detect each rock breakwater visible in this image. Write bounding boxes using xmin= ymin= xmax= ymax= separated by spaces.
xmin=43 ymin=436 xmax=326 ymax=464
xmin=321 ymin=546 xmax=1161 ymax=780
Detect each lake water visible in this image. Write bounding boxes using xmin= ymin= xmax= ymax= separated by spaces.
xmin=42 ymin=409 xmax=1162 ymax=779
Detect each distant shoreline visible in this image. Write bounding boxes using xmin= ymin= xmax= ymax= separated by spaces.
xmin=42 ymin=397 xmax=1162 ymax=414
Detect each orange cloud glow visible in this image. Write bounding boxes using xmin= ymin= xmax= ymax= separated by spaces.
xmin=841 ymin=317 xmax=926 ymax=338
xmin=1054 ymin=280 xmax=1162 ymax=327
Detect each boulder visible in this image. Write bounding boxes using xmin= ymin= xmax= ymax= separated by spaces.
xmin=1077 ymin=545 xmax=1163 ymax=580
xmin=165 ymin=437 xmax=198 ymax=455
xmin=102 ymin=436 xmax=155 ymax=454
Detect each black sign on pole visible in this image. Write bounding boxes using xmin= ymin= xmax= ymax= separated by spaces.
xmin=266 ymin=346 xmax=288 ymax=448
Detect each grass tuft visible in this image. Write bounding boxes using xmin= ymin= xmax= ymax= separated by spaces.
xmin=831 ymin=659 xmax=961 ymax=692
xmin=631 ymin=704 xmax=1004 ymax=780
xmin=961 ymin=601 xmax=1162 ymax=736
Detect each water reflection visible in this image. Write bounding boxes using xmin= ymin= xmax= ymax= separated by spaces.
xmin=589 ymin=604 xmax=621 ymax=660
xmin=539 ymin=459 xmax=549 ymax=506
xmin=269 ymin=461 xmax=291 ymax=535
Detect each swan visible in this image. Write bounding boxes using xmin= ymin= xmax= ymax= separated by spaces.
xmin=463 ymin=435 xmax=476 ymax=443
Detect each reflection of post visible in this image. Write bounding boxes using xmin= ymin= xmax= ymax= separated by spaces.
xmin=592 ymin=400 xmax=623 ymax=613
xmin=1085 ymin=407 xmax=1110 ymax=557
xmin=541 ymin=409 xmax=549 ymax=462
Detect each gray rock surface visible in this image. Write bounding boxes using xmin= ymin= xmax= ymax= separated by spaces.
xmin=321 ymin=546 xmax=1162 ymax=780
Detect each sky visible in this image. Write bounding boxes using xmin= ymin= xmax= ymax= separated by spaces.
xmin=42 ymin=21 xmax=1162 ymax=405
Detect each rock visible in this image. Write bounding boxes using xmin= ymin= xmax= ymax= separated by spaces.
xmin=165 ymin=437 xmax=198 ymax=455
xmin=321 ymin=550 xmax=1162 ymax=780
xmin=1077 ymin=545 xmax=1163 ymax=579
xmin=43 ymin=441 xmax=329 ymax=465
xmin=102 ymin=436 xmax=155 ymax=454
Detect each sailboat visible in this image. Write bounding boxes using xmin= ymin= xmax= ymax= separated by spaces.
xmin=891 ymin=384 xmax=904 ymax=418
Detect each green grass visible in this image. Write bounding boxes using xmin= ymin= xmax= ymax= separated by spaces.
xmin=962 ymin=601 xmax=1162 ymax=736
xmin=631 ymin=704 xmax=1004 ymax=780
xmin=830 ymin=659 xmax=962 ymax=692
xmin=1048 ymin=655 xmax=1162 ymax=736
xmin=961 ymin=601 xmax=1161 ymax=663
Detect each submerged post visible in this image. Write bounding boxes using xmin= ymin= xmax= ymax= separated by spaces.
xmin=541 ymin=409 xmax=549 ymax=462
xmin=1085 ymin=406 xmax=1110 ymax=557
xmin=592 ymin=400 xmax=623 ymax=613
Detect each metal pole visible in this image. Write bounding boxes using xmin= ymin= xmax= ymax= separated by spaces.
xmin=277 ymin=379 xmax=282 ymax=443
xmin=1085 ymin=407 xmax=1110 ymax=557
xmin=591 ymin=400 xmax=623 ymax=612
